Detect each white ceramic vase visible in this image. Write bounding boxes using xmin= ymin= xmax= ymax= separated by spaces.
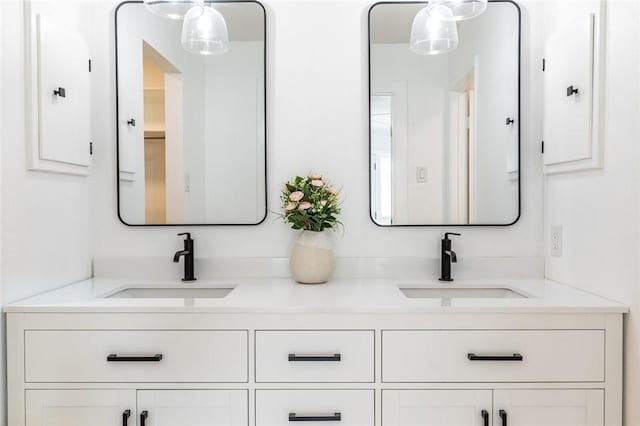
xmin=289 ymin=230 xmax=336 ymax=284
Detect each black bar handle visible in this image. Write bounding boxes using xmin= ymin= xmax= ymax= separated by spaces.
xmin=481 ymin=410 xmax=489 ymax=426
xmin=499 ymin=409 xmax=508 ymax=426
xmin=288 ymin=354 xmax=341 ymax=362
xmin=467 ymin=353 xmax=523 ymax=361
xmin=107 ymin=354 xmax=163 ymax=362
xmin=140 ymin=411 xmax=148 ymax=426
xmin=289 ymin=413 xmax=341 ymax=422
xmin=122 ymin=410 xmax=131 ymax=426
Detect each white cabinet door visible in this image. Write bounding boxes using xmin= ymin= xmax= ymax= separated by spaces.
xmin=382 ymin=390 xmax=492 ymax=426
xmin=542 ymin=1 xmax=605 ymax=174
xmin=493 ymin=390 xmax=603 ymax=426
xmin=137 ymin=390 xmax=248 ymax=426
xmin=26 ymin=389 xmax=136 ymax=426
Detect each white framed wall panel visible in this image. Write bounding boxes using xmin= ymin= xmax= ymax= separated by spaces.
xmin=543 ymin=0 xmax=606 ymax=174
xmin=24 ymin=1 xmax=92 ymax=176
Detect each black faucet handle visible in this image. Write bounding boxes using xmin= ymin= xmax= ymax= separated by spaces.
xmin=444 ymin=232 xmax=461 ymax=240
xmin=178 ymin=232 xmax=192 ymax=240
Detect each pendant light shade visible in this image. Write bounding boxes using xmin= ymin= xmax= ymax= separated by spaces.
xmin=410 ymin=4 xmax=459 ymax=55
xmin=143 ymin=0 xmax=202 ymax=20
xmin=181 ymin=5 xmax=229 ymax=55
xmin=432 ymin=0 xmax=488 ymax=21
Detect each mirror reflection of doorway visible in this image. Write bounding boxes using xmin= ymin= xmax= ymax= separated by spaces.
xmin=142 ymin=42 xmax=184 ymax=224
xmin=371 ymin=94 xmax=393 ymax=225
xmin=448 ymin=68 xmax=476 ymax=224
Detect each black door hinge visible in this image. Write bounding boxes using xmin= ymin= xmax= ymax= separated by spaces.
xmin=90 ymin=141 xmax=93 ymax=155
xmin=542 ymin=58 xmax=546 ymax=72
xmin=89 ymin=59 xmax=92 ymax=72
xmin=541 ymin=141 xmax=545 ymax=154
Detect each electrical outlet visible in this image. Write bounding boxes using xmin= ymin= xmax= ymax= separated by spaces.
xmin=550 ymin=225 xmax=563 ymax=257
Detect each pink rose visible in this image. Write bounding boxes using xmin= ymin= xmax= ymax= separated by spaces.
xmin=298 ymin=202 xmax=311 ymax=210
xmin=320 ymin=200 xmax=327 ymax=206
xmin=309 ymin=173 xmax=322 ymax=180
xmin=285 ymin=202 xmax=297 ymax=211
xmin=311 ymin=180 xmax=324 ymax=187
xmin=289 ymin=191 xmax=304 ymax=201
xmin=327 ymin=186 xmax=338 ymax=195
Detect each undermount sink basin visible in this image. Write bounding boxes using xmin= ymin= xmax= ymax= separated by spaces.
xmin=106 ymin=286 xmax=235 ymax=299
xmin=399 ymin=286 xmax=528 ymax=299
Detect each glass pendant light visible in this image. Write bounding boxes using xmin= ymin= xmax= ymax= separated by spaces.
xmin=432 ymin=0 xmax=488 ymax=21
xmin=410 ymin=4 xmax=459 ymax=55
xmin=143 ymin=0 xmax=202 ymax=20
xmin=181 ymin=4 xmax=229 ymax=55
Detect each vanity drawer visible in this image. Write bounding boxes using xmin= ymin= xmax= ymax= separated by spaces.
xmin=382 ymin=330 xmax=604 ymax=382
xmin=256 ymin=390 xmax=374 ymax=426
xmin=255 ymin=330 xmax=374 ymax=382
xmin=25 ymin=330 xmax=248 ymax=383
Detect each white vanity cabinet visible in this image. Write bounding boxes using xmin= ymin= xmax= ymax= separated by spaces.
xmin=383 ymin=390 xmax=493 ymax=426
xmin=26 ymin=390 xmax=136 ymax=426
xmin=493 ymin=389 xmax=604 ymax=426
xmin=383 ymin=389 xmax=603 ymax=426
xmin=26 ymin=389 xmax=248 ymax=426
xmin=6 ymin=309 xmax=623 ymax=426
xmin=137 ymin=390 xmax=249 ymax=426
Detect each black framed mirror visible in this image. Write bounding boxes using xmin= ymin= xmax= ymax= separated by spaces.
xmin=115 ymin=1 xmax=267 ymax=226
xmin=368 ymin=0 xmax=521 ymax=226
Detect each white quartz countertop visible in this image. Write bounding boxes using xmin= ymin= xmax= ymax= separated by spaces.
xmin=3 ymin=277 xmax=628 ymax=314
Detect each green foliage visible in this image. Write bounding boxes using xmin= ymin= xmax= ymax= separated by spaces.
xmin=280 ymin=174 xmax=342 ymax=232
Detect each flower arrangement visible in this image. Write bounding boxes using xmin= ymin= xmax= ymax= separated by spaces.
xmin=281 ymin=173 xmax=342 ymax=232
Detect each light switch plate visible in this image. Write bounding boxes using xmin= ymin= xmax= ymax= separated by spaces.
xmin=551 ymin=225 xmax=563 ymax=257
xmin=416 ymin=166 xmax=428 ymax=183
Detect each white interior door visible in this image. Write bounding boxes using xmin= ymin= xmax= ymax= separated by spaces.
xmin=493 ymin=389 xmax=604 ymax=426
xmin=382 ymin=390 xmax=492 ymax=426
xmin=137 ymin=390 xmax=248 ymax=426
xmin=26 ymin=389 xmax=135 ymax=426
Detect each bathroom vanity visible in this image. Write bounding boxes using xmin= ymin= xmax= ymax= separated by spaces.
xmin=6 ymin=278 xmax=626 ymax=426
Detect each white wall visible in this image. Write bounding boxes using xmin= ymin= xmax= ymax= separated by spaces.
xmin=542 ymin=1 xmax=640 ymax=424
xmin=1 ymin=0 xmax=93 ymax=304
xmin=370 ymin=44 xmax=448 ymax=224
xmin=450 ymin=4 xmax=520 ymax=224
xmin=0 ymin=2 xmax=4 ymax=423
xmin=204 ymin=41 xmax=266 ymax=223
xmin=1 ymin=1 xmax=93 ymax=419
xmin=91 ymin=0 xmax=543 ymax=263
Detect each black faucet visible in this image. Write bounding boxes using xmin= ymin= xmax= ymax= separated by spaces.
xmin=439 ymin=232 xmax=460 ymax=282
xmin=174 ymin=233 xmax=196 ymax=282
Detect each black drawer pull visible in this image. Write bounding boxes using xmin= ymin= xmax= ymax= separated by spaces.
xmin=481 ymin=410 xmax=489 ymax=426
xmin=467 ymin=353 xmax=523 ymax=361
xmin=289 ymin=413 xmax=341 ymax=422
xmin=288 ymin=354 xmax=341 ymax=362
xmin=499 ymin=409 xmax=508 ymax=426
xmin=140 ymin=410 xmax=148 ymax=426
xmin=122 ymin=410 xmax=131 ymax=426
xmin=107 ymin=354 xmax=163 ymax=362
